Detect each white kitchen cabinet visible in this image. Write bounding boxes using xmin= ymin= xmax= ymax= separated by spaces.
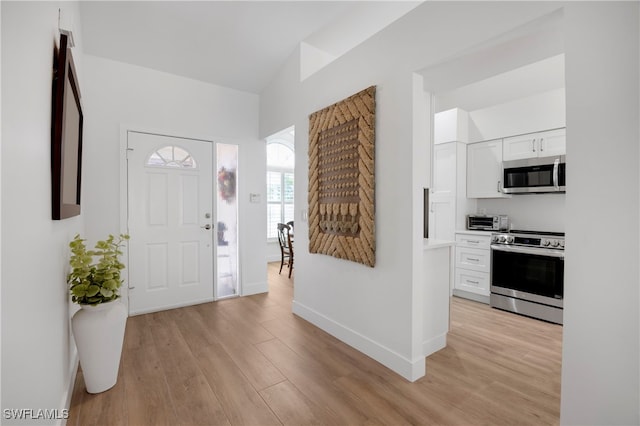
xmin=432 ymin=142 xmax=457 ymax=197
xmin=455 ymin=268 xmax=490 ymax=297
xmin=429 ymin=142 xmax=475 ymax=241
xmin=455 ymin=246 xmax=490 ymax=273
xmin=454 ymin=231 xmax=492 ymax=303
xmin=503 ymin=128 xmax=566 ymax=161
xmin=429 ymin=196 xmax=455 ymax=241
xmin=456 ymin=233 xmax=490 ymax=248
xmin=466 ymin=139 xmax=509 ymax=198
xmin=434 ymin=108 xmax=469 ymax=145
xmin=539 ymin=128 xmax=566 ymax=157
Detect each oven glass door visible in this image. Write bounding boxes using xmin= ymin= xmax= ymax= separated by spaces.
xmin=491 ymin=245 xmax=564 ymax=299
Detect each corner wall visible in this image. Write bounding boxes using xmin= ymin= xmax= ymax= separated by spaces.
xmin=1 ymin=2 xmax=85 ymax=421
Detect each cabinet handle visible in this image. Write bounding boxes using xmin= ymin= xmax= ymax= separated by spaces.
xmin=540 ymin=138 xmax=544 ymax=151
xmin=430 ymin=202 xmax=434 ymax=213
xmin=532 ymin=139 xmax=536 ymax=152
xmin=467 ymin=257 xmax=480 ymax=261
xmin=497 ymin=180 xmax=501 ymax=192
xmin=466 ymin=240 xmax=480 ymax=244
xmin=466 ymin=280 xmax=480 ymax=285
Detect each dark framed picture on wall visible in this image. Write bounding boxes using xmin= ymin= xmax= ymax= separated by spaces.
xmin=51 ymin=31 xmax=83 ymax=220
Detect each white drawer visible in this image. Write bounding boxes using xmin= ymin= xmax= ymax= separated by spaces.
xmin=455 ymin=233 xmax=491 ymax=249
xmin=455 ymin=268 xmax=490 ymax=296
xmin=455 ymin=246 xmax=490 ymax=273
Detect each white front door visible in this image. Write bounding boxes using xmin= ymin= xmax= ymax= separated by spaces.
xmin=127 ymin=131 xmax=214 ymax=315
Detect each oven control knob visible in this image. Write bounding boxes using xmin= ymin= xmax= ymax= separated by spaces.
xmin=542 ymin=239 xmax=551 ymax=246
xmin=498 ymin=236 xmax=506 ymax=243
xmin=559 ymin=240 xmax=565 ymax=248
xmin=506 ymin=236 xmax=514 ymax=244
xmin=550 ymin=240 xmax=559 ymax=247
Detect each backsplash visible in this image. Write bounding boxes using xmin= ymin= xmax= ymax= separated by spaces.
xmin=475 ymin=193 xmax=565 ymax=233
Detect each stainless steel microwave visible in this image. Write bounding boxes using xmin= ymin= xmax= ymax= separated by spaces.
xmin=502 ymin=155 xmax=566 ymax=194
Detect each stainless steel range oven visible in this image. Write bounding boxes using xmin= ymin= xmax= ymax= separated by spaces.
xmin=490 ymin=230 xmax=564 ymax=324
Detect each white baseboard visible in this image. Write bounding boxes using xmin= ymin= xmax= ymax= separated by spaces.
xmin=242 ymin=280 xmax=268 ymax=296
xmin=423 ymin=333 xmax=447 ymax=358
xmin=292 ymin=300 xmax=425 ymax=382
xmin=130 ymin=297 xmax=215 ymax=316
xmin=452 ymin=289 xmax=490 ymax=304
xmin=59 ymin=348 xmax=79 ymax=426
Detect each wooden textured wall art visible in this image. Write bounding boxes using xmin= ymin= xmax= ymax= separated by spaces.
xmin=308 ymin=86 xmax=376 ymax=267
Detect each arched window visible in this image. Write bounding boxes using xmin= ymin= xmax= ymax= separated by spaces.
xmin=146 ymin=146 xmax=197 ymax=168
xmin=267 ymin=141 xmax=294 ymax=239
xmin=267 ymin=142 xmax=295 ymax=169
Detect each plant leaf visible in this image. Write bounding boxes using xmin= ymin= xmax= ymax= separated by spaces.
xmin=86 ymin=285 xmax=100 ymax=297
xmin=99 ymin=288 xmax=113 ymax=297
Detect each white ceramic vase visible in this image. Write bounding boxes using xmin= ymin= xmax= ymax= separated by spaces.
xmin=71 ymin=300 xmax=127 ymax=393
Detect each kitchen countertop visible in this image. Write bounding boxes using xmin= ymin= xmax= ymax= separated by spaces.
xmin=455 ymin=229 xmax=496 ymax=236
xmin=423 ymin=238 xmax=455 ymax=250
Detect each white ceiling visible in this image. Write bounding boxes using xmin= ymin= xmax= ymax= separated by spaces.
xmin=435 ymin=54 xmax=565 ymax=113
xmin=419 ymin=8 xmax=566 ymax=112
xmin=79 ymin=1 xmax=420 ymax=94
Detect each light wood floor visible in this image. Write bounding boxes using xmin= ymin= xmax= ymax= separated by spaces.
xmin=68 ymin=262 xmax=562 ymax=425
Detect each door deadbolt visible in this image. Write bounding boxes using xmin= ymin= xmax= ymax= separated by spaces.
xmin=202 ymin=224 xmax=212 ymax=230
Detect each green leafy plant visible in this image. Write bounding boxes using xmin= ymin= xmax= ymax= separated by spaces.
xmin=68 ymin=234 xmax=130 ymax=305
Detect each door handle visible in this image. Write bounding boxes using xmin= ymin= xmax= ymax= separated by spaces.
xmin=201 ymin=224 xmax=212 ymax=230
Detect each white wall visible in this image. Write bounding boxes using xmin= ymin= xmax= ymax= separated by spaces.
xmin=561 ymin=2 xmax=639 ymax=424
xmin=1 ymin=2 xmax=85 ymax=422
xmin=263 ymin=45 xmax=421 ymax=379
xmin=435 ymin=53 xmax=566 ymax=113
xmin=81 ymin=56 xmax=267 ymax=297
xmin=476 ymin=194 xmax=565 ymax=233
xmin=260 ymin=1 xmax=565 ymax=380
xmin=468 ymin=88 xmax=566 ymax=143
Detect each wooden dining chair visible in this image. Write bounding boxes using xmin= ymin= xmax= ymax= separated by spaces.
xmin=277 ymin=223 xmax=294 ymax=278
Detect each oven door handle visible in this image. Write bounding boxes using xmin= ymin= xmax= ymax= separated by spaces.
xmin=491 ymin=244 xmax=565 ymax=259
